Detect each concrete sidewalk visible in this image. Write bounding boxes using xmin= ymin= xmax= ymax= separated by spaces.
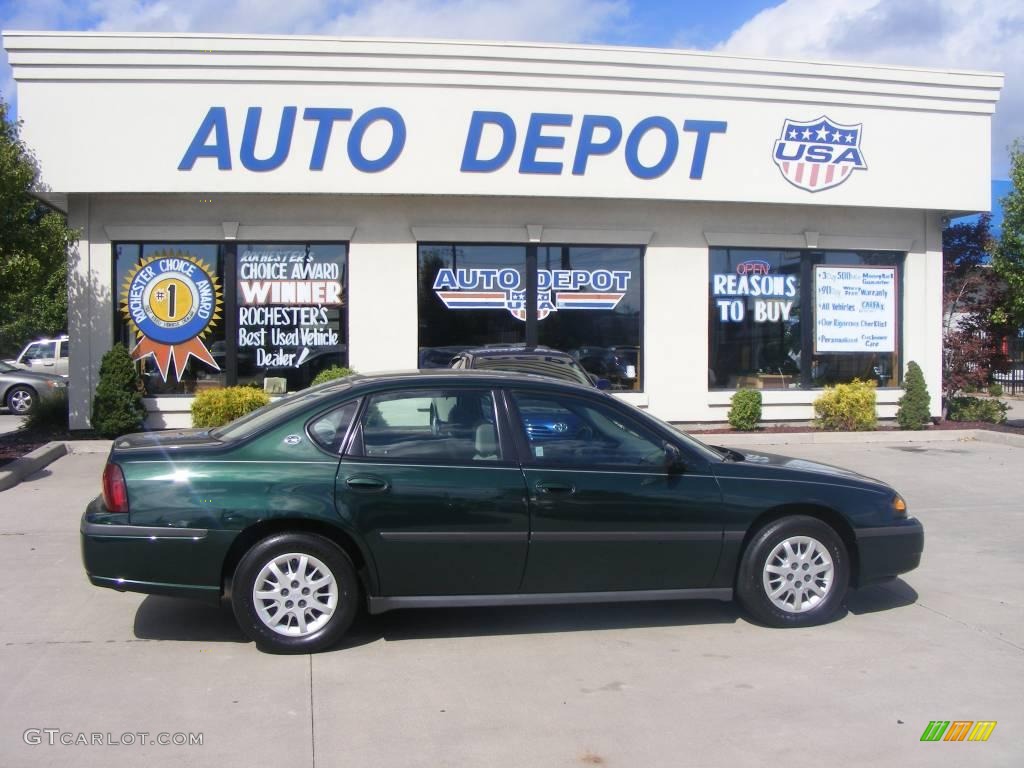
xmin=1 ymin=442 xmax=1021 ymax=768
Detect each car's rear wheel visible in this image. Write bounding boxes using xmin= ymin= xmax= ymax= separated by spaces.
xmin=231 ymin=533 xmax=358 ymax=653
xmin=736 ymin=516 xmax=849 ymax=628
xmin=7 ymin=385 xmax=36 ymax=414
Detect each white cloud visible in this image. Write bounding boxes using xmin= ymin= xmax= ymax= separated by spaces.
xmin=717 ymin=0 xmax=1024 ymax=177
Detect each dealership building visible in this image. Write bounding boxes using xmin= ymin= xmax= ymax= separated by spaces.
xmin=3 ymin=31 xmax=1003 ymax=429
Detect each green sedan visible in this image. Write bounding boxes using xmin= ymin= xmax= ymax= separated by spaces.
xmin=81 ymin=371 xmax=923 ymax=653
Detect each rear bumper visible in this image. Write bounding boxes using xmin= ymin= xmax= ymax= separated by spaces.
xmin=81 ymin=498 xmax=235 ymax=604
xmin=853 ymin=518 xmax=924 ymax=587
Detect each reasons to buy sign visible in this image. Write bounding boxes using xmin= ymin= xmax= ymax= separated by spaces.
xmin=814 ymin=266 xmax=896 ymax=353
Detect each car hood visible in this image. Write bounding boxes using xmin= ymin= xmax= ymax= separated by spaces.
xmin=112 ymin=428 xmax=223 ymax=452
xmin=709 ymin=445 xmax=890 ymax=489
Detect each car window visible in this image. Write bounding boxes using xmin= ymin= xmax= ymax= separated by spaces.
xmin=59 ymin=341 xmax=69 ymax=359
xmin=510 ymin=390 xmax=668 ymax=468
xmin=360 ymin=389 xmax=500 ymax=463
xmin=23 ymin=342 xmax=56 ymax=361
xmin=308 ymin=401 xmax=359 ymax=454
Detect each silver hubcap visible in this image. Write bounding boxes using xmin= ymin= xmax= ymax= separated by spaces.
xmin=253 ymin=553 xmax=338 ymax=637
xmin=762 ymin=536 xmax=834 ymax=613
xmin=10 ymin=390 xmax=32 ymax=413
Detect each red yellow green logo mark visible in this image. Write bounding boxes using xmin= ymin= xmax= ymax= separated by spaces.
xmin=920 ymin=721 xmax=996 ymax=742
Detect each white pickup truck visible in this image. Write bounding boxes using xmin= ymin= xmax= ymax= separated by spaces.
xmin=4 ymin=335 xmax=69 ymax=377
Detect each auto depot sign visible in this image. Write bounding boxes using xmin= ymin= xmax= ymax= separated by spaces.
xmin=7 ymin=34 xmax=998 ymax=211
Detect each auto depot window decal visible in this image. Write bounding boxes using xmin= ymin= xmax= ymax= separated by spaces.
xmin=418 ymin=244 xmax=643 ymax=392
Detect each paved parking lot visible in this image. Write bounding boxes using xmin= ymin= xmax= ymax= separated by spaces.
xmin=0 ymin=438 xmax=1021 ymax=767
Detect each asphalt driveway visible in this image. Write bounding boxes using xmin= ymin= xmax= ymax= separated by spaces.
xmin=0 ymin=438 xmax=1021 ymax=767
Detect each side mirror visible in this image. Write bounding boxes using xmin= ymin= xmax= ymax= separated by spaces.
xmin=595 ymin=378 xmax=611 ymax=390
xmin=664 ymin=442 xmax=685 ymax=473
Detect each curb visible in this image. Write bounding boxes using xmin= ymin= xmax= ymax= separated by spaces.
xmin=0 ymin=440 xmax=113 ymax=493
xmin=0 ymin=441 xmax=68 ymax=492
xmin=696 ymin=428 xmax=1024 ymax=449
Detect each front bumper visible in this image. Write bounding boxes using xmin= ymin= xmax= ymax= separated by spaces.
xmin=80 ymin=497 xmax=235 ymax=604
xmin=853 ymin=518 xmax=924 ymax=587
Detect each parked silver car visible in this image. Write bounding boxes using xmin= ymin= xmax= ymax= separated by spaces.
xmin=0 ymin=360 xmax=67 ymax=414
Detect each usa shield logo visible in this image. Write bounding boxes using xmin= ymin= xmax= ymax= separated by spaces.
xmin=773 ymin=116 xmax=867 ymax=192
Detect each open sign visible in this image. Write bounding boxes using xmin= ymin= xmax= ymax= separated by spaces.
xmin=736 ymin=260 xmax=771 ymax=276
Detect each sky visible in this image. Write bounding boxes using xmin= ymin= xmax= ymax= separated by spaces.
xmin=0 ymin=0 xmax=1021 ymax=192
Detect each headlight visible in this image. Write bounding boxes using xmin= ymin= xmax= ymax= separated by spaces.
xmin=46 ymin=380 xmax=67 ymax=389
xmin=892 ymin=494 xmax=907 ymax=518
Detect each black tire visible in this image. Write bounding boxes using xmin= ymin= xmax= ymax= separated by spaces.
xmin=736 ymin=515 xmax=849 ymax=628
xmin=6 ymin=385 xmax=37 ymax=415
xmin=231 ymin=533 xmax=359 ymax=653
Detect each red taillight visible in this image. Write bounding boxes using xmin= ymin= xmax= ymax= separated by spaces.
xmin=102 ymin=463 xmax=129 ymax=513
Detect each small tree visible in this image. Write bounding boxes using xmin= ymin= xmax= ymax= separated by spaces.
xmin=896 ymin=361 xmax=931 ymax=430
xmin=727 ymin=389 xmax=761 ymax=431
xmin=942 ymin=213 xmax=1006 ymax=416
xmin=91 ymin=345 xmax=146 ymax=437
xmin=993 ymin=139 xmax=1024 ymax=328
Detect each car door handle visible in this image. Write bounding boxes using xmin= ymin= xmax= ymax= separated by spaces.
xmin=535 ymin=481 xmax=575 ymax=495
xmin=345 ymin=476 xmax=390 ymax=492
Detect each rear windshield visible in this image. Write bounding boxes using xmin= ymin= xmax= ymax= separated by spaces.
xmin=211 ymin=379 xmax=358 ymax=441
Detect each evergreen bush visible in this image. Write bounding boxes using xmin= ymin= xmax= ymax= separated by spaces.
xmin=728 ymin=389 xmax=762 ymax=431
xmin=988 ymin=382 xmax=1004 ymax=397
xmin=311 ymin=366 xmax=356 ymax=386
xmin=91 ymin=345 xmax=146 ymax=438
xmin=191 ymin=387 xmax=271 ymax=428
xmin=896 ymin=361 xmax=932 ymax=430
xmin=813 ymin=379 xmax=877 ymax=431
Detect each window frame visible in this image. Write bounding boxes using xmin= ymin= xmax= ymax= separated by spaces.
xmin=708 ymin=246 xmax=905 ymax=392
xmin=111 ymin=240 xmax=350 ymax=395
xmin=417 ymin=241 xmax=646 ymax=392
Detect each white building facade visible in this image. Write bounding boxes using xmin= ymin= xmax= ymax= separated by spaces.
xmin=3 ymin=32 xmax=1003 ymax=429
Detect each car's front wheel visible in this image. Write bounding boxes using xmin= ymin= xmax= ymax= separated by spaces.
xmin=736 ymin=516 xmax=849 ymax=627
xmin=7 ymin=385 xmax=36 ymax=414
xmin=231 ymin=533 xmax=358 ymax=653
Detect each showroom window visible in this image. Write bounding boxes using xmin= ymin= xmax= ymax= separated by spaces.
xmin=708 ymin=247 xmax=902 ymax=390
xmin=418 ymin=243 xmax=644 ymax=391
xmin=114 ymin=242 xmax=348 ymax=395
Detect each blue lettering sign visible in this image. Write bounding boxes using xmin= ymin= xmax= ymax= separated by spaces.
xmin=240 ymin=106 xmax=296 ymax=172
xmin=519 ymin=113 xmax=572 ymax=175
xmin=572 ymin=115 xmax=622 ymax=175
xmin=178 ymin=107 xmax=232 ymax=170
xmin=461 ymin=111 xmax=517 ymax=172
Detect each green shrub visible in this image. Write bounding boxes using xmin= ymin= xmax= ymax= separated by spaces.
xmin=311 ymin=366 xmax=356 ymax=387
xmin=896 ymin=361 xmax=932 ymax=430
xmin=814 ymin=379 xmax=877 ymax=431
xmin=988 ymin=382 xmax=1004 ymax=397
xmin=91 ymin=345 xmax=146 ymax=438
xmin=191 ymin=387 xmax=271 ymax=428
xmin=948 ymin=396 xmax=1008 ymax=424
xmin=728 ymin=389 xmax=762 ymax=431
xmin=25 ymin=389 xmax=69 ymax=434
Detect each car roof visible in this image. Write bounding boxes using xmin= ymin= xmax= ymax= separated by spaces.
xmin=321 ymin=368 xmax=598 ymax=395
